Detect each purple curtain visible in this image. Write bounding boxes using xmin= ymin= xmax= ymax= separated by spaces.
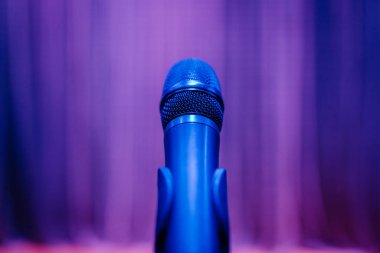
xmin=1 ymin=0 xmax=379 ymax=251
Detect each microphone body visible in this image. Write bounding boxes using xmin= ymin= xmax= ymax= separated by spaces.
xmin=155 ymin=59 xmax=229 ymax=253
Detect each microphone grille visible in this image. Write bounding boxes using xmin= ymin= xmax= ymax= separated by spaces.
xmin=162 ymin=59 xmax=221 ymax=98
xmin=160 ymin=59 xmax=224 ymax=130
xmin=161 ymin=90 xmax=223 ymax=129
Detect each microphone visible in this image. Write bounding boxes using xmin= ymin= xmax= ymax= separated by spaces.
xmin=155 ymin=59 xmax=230 ymax=253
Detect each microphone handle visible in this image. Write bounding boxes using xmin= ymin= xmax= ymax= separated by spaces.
xmin=155 ymin=115 xmax=229 ymax=253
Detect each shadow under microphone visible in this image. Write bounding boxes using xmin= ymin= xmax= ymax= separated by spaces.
xmin=155 ymin=59 xmax=230 ymax=253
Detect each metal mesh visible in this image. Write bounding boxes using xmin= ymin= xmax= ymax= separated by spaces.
xmin=160 ymin=90 xmax=224 ymax=129
xmin=162 ymin=59 xmax=221 ymax=97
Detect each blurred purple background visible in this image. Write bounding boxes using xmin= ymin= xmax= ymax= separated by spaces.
xmin=0 ymin=0 xmax=379 ymax=251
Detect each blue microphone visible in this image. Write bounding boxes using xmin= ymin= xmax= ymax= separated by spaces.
xmin=155 ymin=59 xmax=229 ymax=253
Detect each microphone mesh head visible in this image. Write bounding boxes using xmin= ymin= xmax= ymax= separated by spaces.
xmin=160 ymin=59 xmax=224 ymax=130
xmin=162 ymin=59 xmax=222 ymax=98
